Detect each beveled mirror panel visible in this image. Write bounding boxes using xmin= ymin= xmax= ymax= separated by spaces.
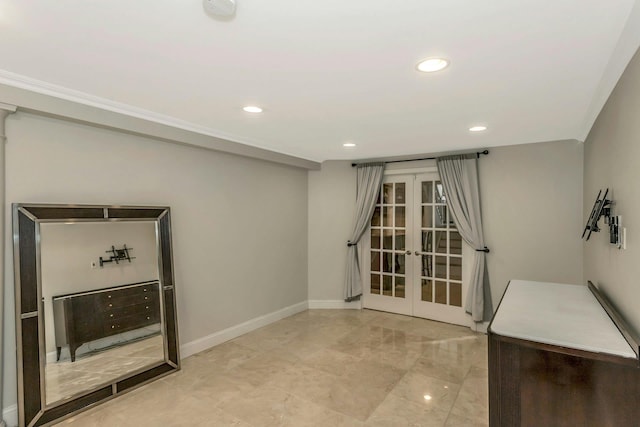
xmin=13 ymin=204 xmax=180 ymax=427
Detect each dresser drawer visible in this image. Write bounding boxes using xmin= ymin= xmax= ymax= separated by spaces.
xmin=101 ymin=293 xmax=158 ymax=311
xmin=105 ymin=311 xmax=160 ymax=334
xmin=103 ymin=301 xmax=160 ymax=320
xmin=98 ymin=284 xmax=157 ymax=300
xmin=100 ymin=285 xmax=159 ymax=308
xmin=53 ymin=281 xmax=162 ymax=362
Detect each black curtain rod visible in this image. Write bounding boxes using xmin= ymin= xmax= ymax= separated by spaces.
xmin=351 ymin=149 xmax=489 ymax=167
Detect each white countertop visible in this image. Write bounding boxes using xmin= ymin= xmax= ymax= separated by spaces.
xmin=490 ymin=280 xmax=636 ymax=359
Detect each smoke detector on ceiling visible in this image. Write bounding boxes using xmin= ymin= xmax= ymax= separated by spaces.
xmin=203 ymin=0 xmax=237 ymax=17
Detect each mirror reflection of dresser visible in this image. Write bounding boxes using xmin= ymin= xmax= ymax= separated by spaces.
xmin=13 ymin=204 xmax=180 ymax=426
xmin=52 ymin=281 xmax=161 ymax=364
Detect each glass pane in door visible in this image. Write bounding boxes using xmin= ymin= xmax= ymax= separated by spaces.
xmin=371 ymin=274 xmax=381 ymax=294
xmin=421 ymin=279 xmax=433 ymax=302
xmin=395 ymin=230 xmax=406 ymax=250
xmin=395 ymin=276 xmax=405 ymax=298
xmin=382 ymin=275 xmax=392 ymax=296
xmin=419 ymin=179 xmax=463 ymax=307
xmin=368 ymin=180 xmax=409 ymax=300
xmin=371 ymin=229 xmax=381 ymax=249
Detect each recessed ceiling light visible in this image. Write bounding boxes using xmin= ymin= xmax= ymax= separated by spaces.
xmin=416 ymin=58 xmax=449 ymax=73
xmin=243 ymin=106 xmax=263 ymax=113
xmin=343 ymin=143 xmax=357 ymax=148
xmin=469 ymin=125 xmax=487 ymax=132
xmin=203 ymin=0 xmax=237 ymax=17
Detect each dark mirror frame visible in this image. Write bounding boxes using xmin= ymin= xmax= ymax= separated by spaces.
xmin=13 ymin=204 xmax=180 ymax=427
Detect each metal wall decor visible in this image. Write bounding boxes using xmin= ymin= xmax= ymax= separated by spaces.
xmin=99 ymin=244 xmax=135 ymax=267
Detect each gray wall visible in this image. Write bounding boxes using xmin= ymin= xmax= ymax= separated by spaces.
xmin=4 ymin=112 xmax=308 ymax=411
xmin=584 ymin=47 xmax=640 ymax=334
xmin=479 ymin=140 xmax=584 ymax=305
xmin=307 ymin=142 xmax=584 ymax=310
xmin=307 ymin=161 xmax=356 ymax=302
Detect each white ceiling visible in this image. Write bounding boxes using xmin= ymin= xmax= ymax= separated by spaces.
xmin=0 ymin=0 xmax=639 ymax=162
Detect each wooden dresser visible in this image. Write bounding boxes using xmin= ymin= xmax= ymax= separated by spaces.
xmin=52 ymin=281 xmax=161 ymax=362
xmin=488 ymin=280 xmax=640 ymax=426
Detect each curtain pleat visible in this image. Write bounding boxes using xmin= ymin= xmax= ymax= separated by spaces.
xmin=436 ymin=155 xmax=492 ymax=322
xmin=344 ymin=163 xmax=385 ymax=301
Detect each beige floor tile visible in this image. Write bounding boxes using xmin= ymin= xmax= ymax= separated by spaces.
xmin=52 ymin=310 xmax=489 ymax=426
xmin=412 ymin=348 xmax=473 ymax=384
xmin=365 ymin=393 xmax=450 ymax=427
xmin=227 ymin=352 xmax=295 ymax=387
xmin=190 ymin=340 xmax=262 ymax=371
xmin=268 ymin=363 xmax=389 ymax=421
xmin=56 ymin=405 xmax=127 ymax=426
xmin=218 ymin=384 xmax=362 ymax=426
xmin=444 ymin=412 xmax=489 ymax=427
xmin=300 ymin=347 xmax=362 ymax=376
xmin=448 ymin=367 xmax=489 ymax=425
xmin=362 ymin=345 xmax=424 ymax=370
xmin=390 ymin=371 xmax=461 ymax=412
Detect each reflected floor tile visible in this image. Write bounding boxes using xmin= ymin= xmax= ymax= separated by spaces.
xmin=365 ymin=393 xmax=449 ymax=427
xmin=46 ymin=335 xmax=164 ymax=404
xmin=357 ymin=342 xmax=425 ymax=370
xmin=391 ymin=371 xmax=460 ymax=412
xmin=412 ymin=348 xmax=473 ymax=384
xmin=422 ymin=335 xmax=485 ymax=355
xmin=448 ymin=367 xmax=488 ymax=425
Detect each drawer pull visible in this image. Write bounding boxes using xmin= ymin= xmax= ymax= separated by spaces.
xmin=111 ymin=325 xmax=115 ymax=329
xmin=110 ymin=314 xmax=113 ymax=318
xmin=147 ymin=316 xmax=150 ymax=320
xmin=144 ymin=289 xmax=147 ymax=292
xmin=108 ymin=304 xmax=112 ymax=307
xmin=146 ymin=306 xmax=149 ymax=309
xmin=108 ymin=295 xmax=111 ymax=298
xmin=144 ymin=297 xmax=148 ymax=300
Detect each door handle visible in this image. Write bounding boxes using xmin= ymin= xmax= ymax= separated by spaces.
xmin=414 ymin=252 xmax=421 ymax=256
xmin=405 ymin=250 xmax=412 ymax=255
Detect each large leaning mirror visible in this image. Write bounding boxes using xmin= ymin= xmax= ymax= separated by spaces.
xmin=13 ymin=204 xmax=180 ymax=427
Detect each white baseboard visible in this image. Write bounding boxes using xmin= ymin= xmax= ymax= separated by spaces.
xmin=3 ymin=404 xmax=17 ymax=427
xmin=180 ymin=301 xmax=308 ymax=359
xmin=308 ymin=299 xmax=362 ymax=309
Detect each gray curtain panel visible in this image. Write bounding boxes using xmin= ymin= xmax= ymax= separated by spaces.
xmin=344 ymin=162 xmax=385 ymax=302
xmin=436 ymin=155 xmax=493 ymax=322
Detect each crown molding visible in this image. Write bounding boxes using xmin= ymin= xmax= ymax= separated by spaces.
xmin=0 ymin=102 xmax=17 ymax=113
xmin=0 ymin=69 xmax=320 ymax=170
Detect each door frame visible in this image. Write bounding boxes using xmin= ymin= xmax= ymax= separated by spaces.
xmin=362 ymin=166 xmax=473 ymax=327
xmin=362 ymin=174 xmax=414 ymax=316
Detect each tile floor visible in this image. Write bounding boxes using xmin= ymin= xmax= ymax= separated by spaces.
xmin=46 ymin=334 xmax=164 ymax=404
xmin=57 ymin=309 xmax=488 ymax=426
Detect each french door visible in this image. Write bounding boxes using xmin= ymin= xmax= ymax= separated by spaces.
xmin=363 ymin=172 xmax=471 ymax=326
